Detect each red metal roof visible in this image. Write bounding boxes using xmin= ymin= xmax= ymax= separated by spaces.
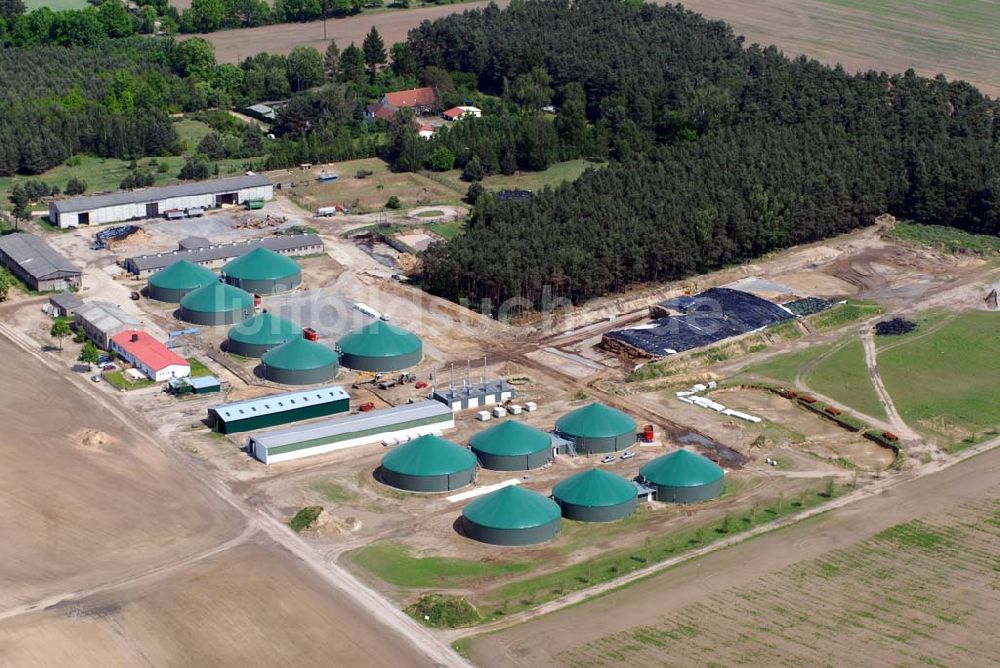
xmin=111 ymin=330 xmax=189 ymax=372
xmin=442 ymin=107 xmax=464 ymax=119
xmin=383 ymin=87 xmax=437 ymax=108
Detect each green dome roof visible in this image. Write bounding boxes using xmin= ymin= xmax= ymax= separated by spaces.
xmin=222 ymin=247 xmax=300 ymax=281
xmin=556 ymin=403 xmax=636 ymax=438
xmin=382 ymin=434 xmax=476 ymax=477
xmin=470 ymin=421 xmax=551 ymax=457
xmin=148 ymin=260 xmax=217 ymax=291
xmin=180 ymin=282 xmax=254 ymax=313
xmin=640 ymin=449 xmax=724 ymax=488
xmin=463 ymin=485 xmax=561 ymax=530
xmin=261 ymin=336 xmax=338 ymax=371
xmin=228 ymin=312 xmax=299 ymax=346
xmin=338 ymin=320 xmax=422 ymax=358
xmin=552 ymin=469 xmax=636 ymax=508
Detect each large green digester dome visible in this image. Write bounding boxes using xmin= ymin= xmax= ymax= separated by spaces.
xmin=640 ymin=449 xmax=724 ymax=503
xmin=555 ymin=402 xmax=637 ymax=454
xmin=380 ymin=434 xmax=477 ymax=492
xmin=552 ymin=469 xmax=637 ymax=522
xmin=221 ymin=247 xmax=302 ymax=295
xmin=259 ymin=336 xmax=339 ymax=385
xmin=337 ymin=320 xmax=423 ymax=372
xmin=178 ymin=282 xmax=255 ymax=326
xmin=469 ymin=421 xmax=552 ymax=471
xmin=146 ymin=260 xmax=217 ymax=302
xmin=461 ymin=485 xmax=561 ymax=546
xmin=227 ymin=312 xmax=300 ymax=357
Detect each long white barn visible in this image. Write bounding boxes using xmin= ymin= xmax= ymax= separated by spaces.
xmin=48 ymin=174 xmax=274 ymax=228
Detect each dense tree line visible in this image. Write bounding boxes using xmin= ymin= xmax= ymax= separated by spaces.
xmin=410 ymin=0 xmax=1000 ymax=308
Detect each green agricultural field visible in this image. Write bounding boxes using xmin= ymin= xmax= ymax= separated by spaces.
xmin=743 ymin=343 xmax=835 ymax=386
xmin=173 ymin=119 xmax=216 ymax=152
xmin=557 ymin=499 xmax=1000 ymax=666
xmin=349 ymin=541 xmax=530 ymax=588
xmin=805 ymin=339 xmax=886 ymax=420
xmin=889 ymin=221 xmax=1000 ymax=256
xmin=878 ymin=311 xmax=1000 ymax=448
xmin=186 ymin=358 xmax=212 ymax=378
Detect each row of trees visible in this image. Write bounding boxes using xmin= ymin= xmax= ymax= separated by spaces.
xmin=414 ymin=0 xmax=1000 ymax=308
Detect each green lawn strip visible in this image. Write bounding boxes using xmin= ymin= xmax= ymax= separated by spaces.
xmin=426 ymin=219 xmax=465 ymax=240
xmin=877 ymin=311 xmax=1000 ymax=450
xmin=186 ymin=357 xmax=212 ymax=378
xmin=103 ymin=370 xmax=154 ymax=391
xmin=471 ymin=483 xmax=845 ymax=624
xmin=432 ymin=159 xmax=605 ymax=195
xmin=350 ymin=541 xmax=530 ymax=588
xmin=888 ymin=221 xmax=1000 ymax=256
xmin=808 ymin=300 xmax=884 ymax=331
xmin=804 ymin=339 xmax=887 ymax=420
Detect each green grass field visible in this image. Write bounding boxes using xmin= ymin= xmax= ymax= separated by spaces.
xmin=744 ymin=343 xmax=835 ymax=385
xmin=23 ymin=0 xmax=89 ymax=10
xmin=432 ymin=159 xmax=606 ymax=195
xmin=809 ymin=300 xmax=884 ymax=331
xmin=878 ymin=311 xmax=1000 ymax=448
xmin=186 ymin=357 xmax=212 ymax=378
xmin=889 ymin=221 xmax=1000 ymax=256
xmin=805 ymin=339 xmax=887 ymax=420
xmin=350 ymin=541 xmax=530 ymax=588
xmin=425 ymin=219 xmax=464 ymax=240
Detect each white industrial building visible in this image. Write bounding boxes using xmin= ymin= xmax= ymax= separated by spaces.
xmin=48 ymin=175 xmax=274 ymax=228
xmin=248 ymin=400 xmax=455 ymax=464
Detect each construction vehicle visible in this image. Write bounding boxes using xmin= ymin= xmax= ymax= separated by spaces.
xmin=302 ymin=327 xmax=318 ymax=341
xmin=351 ymin=371 xmax=381 ymax=389
xmin=414 ymin=380 xmax=428 ymax=389
xmin=640 ymin=424 xmax=655 ymax=443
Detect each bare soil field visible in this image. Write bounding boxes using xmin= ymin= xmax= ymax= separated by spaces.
xmin=195 ymin=2 xmax=511 ymax=63
xmin=679 ymin=0 xmax=1000 ymax=97
xmin=0 ymin=332 xmax=243 ymax=609
xmin=464 ymin=443 xmax=1000 ymax=666
xmin=0 ymin=537 xmax=428 ymax=667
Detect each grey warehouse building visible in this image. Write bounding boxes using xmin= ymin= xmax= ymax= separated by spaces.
xmin=0 ymin=233 xmax=81 ymax=291
xmin=121 ymin=234 xmax=323 ymax=277
xmin=48 ymin=174 xmax=274 ymax=228
xmin=75 ymin=301 xmax=142 ymax=348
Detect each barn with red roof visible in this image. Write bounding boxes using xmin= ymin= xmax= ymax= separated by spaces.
xmin=110 ymin=330 xmax=191 ymax=382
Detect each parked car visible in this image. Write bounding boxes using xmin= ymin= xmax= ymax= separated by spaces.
xmin=90 ymin=375 xmax=102 ymax=383
xmin=101 ymin=363 xmax=116 ymax=372
xmin=601 ymin=454 xmax=616 ymax=464
xmin=97 ymin=355 xmax=112 ymax=365
xmin=620 ymin=451 xmax=636 ymax=460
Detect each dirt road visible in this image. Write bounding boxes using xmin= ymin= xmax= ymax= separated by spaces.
xmin=859 ymin=324 xmax=921 ymax=442
xmin=197 ymin=1 xmax=510 ymax=63
xmin=0 ymin=320 xmax=461 ymax=666
xmin=463 ymin=437 xmax=1000 ymax=665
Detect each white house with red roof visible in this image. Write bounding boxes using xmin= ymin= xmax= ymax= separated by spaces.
xmin=110 ymin=330 xmax=191 ymax=382
xmin=442 ymin=105 xmax=482 ymax=121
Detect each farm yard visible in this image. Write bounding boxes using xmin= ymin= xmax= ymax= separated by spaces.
xmin=679 ymin=0 xmax=1000 ymax=97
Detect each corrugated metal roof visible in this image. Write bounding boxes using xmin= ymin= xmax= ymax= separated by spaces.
xmin=211 ymin=385 xmax=349 ymax=422
xmin=124 ymin=234 xmax=323 ymax=273
xmin=51 ymin=175 xmax=272 ymax=214
xmin=432 ymin=379 xmax=513 ymax=403
xmin=188 ymin=375 xmax=220 ymax=389
xmin=0 ymin=233 xmax=81 ymax=280
xmin=252 ymin=400 xmax=451 ymax=450
xmin=49 ymin=292 xmax=83 ymax=310
xmin=76 ymin=301 xmax=141 ymax=333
